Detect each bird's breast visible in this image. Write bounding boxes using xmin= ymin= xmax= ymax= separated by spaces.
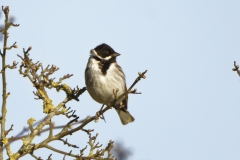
xmin=85 ymin=58 xmax=126 ymax=105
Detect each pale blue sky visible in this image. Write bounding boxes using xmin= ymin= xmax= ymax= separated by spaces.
xmin=1 ymin=1 xmax=240 ymax=160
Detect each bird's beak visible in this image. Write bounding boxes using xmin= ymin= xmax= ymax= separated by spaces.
xmin=113 ymin=52 xmax=121 ymax=57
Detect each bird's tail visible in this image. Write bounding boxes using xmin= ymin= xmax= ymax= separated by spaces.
xmin=116 ymin=109 xmax=135 ymax=125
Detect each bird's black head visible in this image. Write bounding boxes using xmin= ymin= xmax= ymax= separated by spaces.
xmin=90 ymin=43 xmax=121 ymax=75
xmin=92 ymin=43 xmax=120 ymax=60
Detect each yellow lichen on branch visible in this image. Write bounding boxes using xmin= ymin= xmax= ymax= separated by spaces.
xmin=61 ymin=84 xmax=72 ymax=95
xmin=37 ymin=90 xmax=54 ymax=113
xmin=27 ymin=118 xmax=35 ymax=126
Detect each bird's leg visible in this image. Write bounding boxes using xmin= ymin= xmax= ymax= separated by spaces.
xmin=100 ymin=104 xmax=105 ymax=111
xmin=95 ymin=104 xmax=106 ymax=123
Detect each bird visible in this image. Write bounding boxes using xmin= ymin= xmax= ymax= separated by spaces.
xmin=85 ymin=43 xmax=134 ymax=125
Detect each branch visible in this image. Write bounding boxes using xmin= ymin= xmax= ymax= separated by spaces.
xmin=3 ymin=42 xmax=18 ymax=50
xmin=13 ymin=97 xmax=70 ymax=159
xmin=44 ymin=145 xmax=99 ymax=159
xmin=12 ymin=70 xmax=147 ymax=159
xmin=29 ymin=153 xmax=42 ymax=160
xmin=8 ymin=117 xmax=86 ymax=144
xmin=0 ymin=6 xmax=19 ymax=159
xmin=232 ymin=61 xmax=240 ymax=76
xmin=44 ymin=145 xmax=76 ymax=158
xmin=4 ymin=61 xmax=18 ymax=69
xmin=46 ymin=154 xmax=52 ymax=160
xmin=4 ymin=124 xmax=13 ymax=136
xmin=38 ymin=70 xmax=148 ymax=146
xmin=112 ymin=70 xmax=147 ymax=106
xmin=58 ymin=138 xmax=79 ymax=148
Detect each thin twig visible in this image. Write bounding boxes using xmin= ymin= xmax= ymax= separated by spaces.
xmin=45 ymin=145 xmax=98 ymax=159
xmin=232 ymin=61 xmax=240 ymax=76
xmin=8 ymin=118 xmax=86 ymax=144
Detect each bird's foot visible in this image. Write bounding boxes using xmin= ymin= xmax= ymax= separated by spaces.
xmin=95 ymin=104 xmax=106 ymax=123
xmin=112 ymin=102 xmax=126 ymax=111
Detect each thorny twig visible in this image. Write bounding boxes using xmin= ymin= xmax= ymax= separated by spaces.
xmin=4 ymin=61 xmax=18 ymax=69
xmin=59 ymin=138 xmax=79 ymax=148
xmin=232 ymin=61 xmax=240 ymax=76
xmin=4 ymin=124 xmax=13 ymax=136
xmin=47 ymin=154 xmax=52 ymax=160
